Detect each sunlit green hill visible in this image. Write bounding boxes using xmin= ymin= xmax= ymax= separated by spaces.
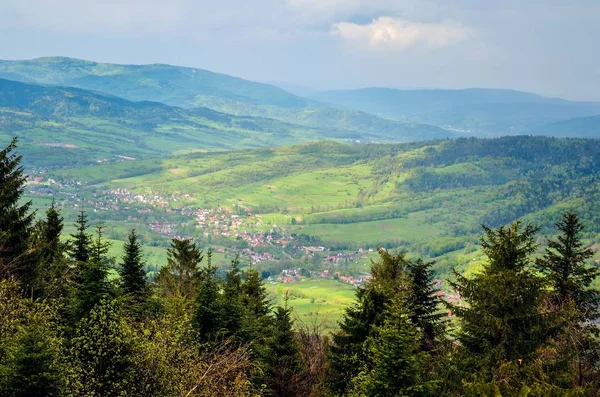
xmin=49 ymin=136 xmax=600 ymax=279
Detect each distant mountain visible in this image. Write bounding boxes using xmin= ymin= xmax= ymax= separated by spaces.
xmin=312 ymin=87 xmax=600 ymax=135
xmin=0 ymin=78 xmax=451 ymax=166
xmin=532 ymin=114 xmax=600 ymax=138
xmin=0 ymin=57 xmax=450 ymax=140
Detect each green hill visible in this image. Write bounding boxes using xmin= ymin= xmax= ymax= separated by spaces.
xmin=0 ymin=57 xmax=451 ymax=140
xmin=48 ymin=136 xmax=600 ymax=279
xmin=312 ymin=87 xmax=600 ymax=135
xmin=0 ymin=78 xmax=451 ymax=167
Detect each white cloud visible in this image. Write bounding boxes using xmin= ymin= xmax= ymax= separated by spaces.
xmin=332 ymin=17 xmax=472 ymax=51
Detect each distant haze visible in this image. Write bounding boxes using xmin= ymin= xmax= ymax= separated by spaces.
xmin=1 ymin=0 xmax=599 ymax=100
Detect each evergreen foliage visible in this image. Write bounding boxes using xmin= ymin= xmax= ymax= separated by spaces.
xmin=406 ymin=259 xmax=446 ymax=351
xmin=0 ymin=137 xmax=36 ymax=290
xmin=536 ymin=211 xmax=600 ymax=320
xmin=193 ymin=262 xmax=222 ymax=342
xmin=264 ymin=302 xmax=304 ymax=396
xmin=119 ymin=229 xmax=148 ymax=305
xmin=450 ymin=221 xmax=549 ymax=373
xmin=157 ymin=238 xmax=203 ymax=300
xmin=66 ymin=299 xmax=135 ymax=396
xmin=2 ymin=140 xmax=600 ymax=396
xmin=69 ymin=210 xmax=91 ymax=265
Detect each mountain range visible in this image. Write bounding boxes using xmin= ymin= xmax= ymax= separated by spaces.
xmin=1 ymin=56 xmax=600 ymax=168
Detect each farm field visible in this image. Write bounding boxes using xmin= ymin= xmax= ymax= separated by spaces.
xmin=264 ymin=279 xmax=356 ymax=333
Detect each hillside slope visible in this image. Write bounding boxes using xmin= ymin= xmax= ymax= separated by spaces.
xmin=312 ymin=87 xmax=600 ymax=135
xmin=0 ymin=78 xmax=452 ymax=167
xmin=50 ymin=136 xmax=600 ymax=277
xmin=0 ymin=57 xmax=451 ymax=140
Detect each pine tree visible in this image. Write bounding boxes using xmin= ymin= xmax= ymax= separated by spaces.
xmin=406 ymin=258 xmax=446 ymax=351
xmin=0 ymin=137 xmax=36 ymax=289
xmin=536 ymin=211 xmax=599 ymax=320
xmin=119 ymin=229 xmax=148 ymax=304
xmin=69 ymin=210 xmax=91 ymax=264
xmin=450 ymin=221 xmax=548 ymax=369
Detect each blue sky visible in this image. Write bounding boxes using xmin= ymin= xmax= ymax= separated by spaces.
xmin=1 ymin=0 xmax=599 ymax=100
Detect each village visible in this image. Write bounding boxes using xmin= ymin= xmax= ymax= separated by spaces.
xmin=25 ymin=177 xmax=377 ymax=287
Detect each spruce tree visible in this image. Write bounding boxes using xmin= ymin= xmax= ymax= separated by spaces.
xmin=119 ymin=229 xmax=148 ymax=303
xmin=450 ymin=221 xmax=548 ymax=369
xmin=36 ymin=202 xmax=70 ymax=299
xmin=241 ymin=268 xmax=270 ymax=319
xmin=406 ymin=258 xmax=445 ymax=351
xmin=536 ymin=211 xmax=599 ymax=320
xmin=193 ymin=261 xmax=223 ymax=342
xmin=328 ymin=249 xmax=409 ymax=395
xmin=351 ymin=294 xmax=425 ymax=397
xmin=265 ymin=303 xmax=304 ymax=397
xmin=9 ymin=326 xmax=61 ymax=397
xmin=42 ymin=201 xmax=66 ymax=265
xmin=69 ymin=224 xmax=114 ymax=324
xmin=159 ymin=238 xmax=203 ymax=300
xmin=219 ymin=258 xmax=244 ymax=339
xmin=69 ymin=210 xmax=91 ymax=264
xmin=90 ymin=222 xmax=111 ymax=265
xmin=0 ymin=137 xmax=36 ymax=289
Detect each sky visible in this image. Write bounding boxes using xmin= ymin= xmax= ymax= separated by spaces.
xmin=1 ymin=0 xmax=599 ymax=100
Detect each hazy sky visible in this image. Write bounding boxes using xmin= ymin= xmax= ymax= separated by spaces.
xmin=1 ymin=0 xmax=599 ymax=100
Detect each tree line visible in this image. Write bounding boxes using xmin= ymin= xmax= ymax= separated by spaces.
xmin=2 ymin=137 xmax=600 ymax=396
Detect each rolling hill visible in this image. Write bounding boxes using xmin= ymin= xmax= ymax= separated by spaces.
xmin=533 ymin=114 xmax=600 ymax=137
xmin=48 ymin=136 xmax=600 ymax=279
xmin=312 ymin=87 xmax=600 ymax=135
xmin=0 ymin=78 xmax=451 ymax=167
xmin=0 ymin=57 xmax=452 ymax=140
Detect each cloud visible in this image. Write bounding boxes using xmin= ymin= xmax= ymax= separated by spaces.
xmin=332 ymin=17 xmax=472 ymax=51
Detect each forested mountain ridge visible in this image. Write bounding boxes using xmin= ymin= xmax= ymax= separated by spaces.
xmin=0 ymin=77 xmax=451 ymax=167
xmin=312 ymin=87 xmax=600 ymax=135
xmin=0 ymin=57 xmax=452 ymax=140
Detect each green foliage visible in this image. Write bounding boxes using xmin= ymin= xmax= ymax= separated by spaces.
xmin=0 ymin=137 xmax=36 ymax=290
xmin=156 ymin=238 xmax=204 ymax=300
xmin=536 ymin=211 xmax=600 ymax=320
xmin=264 ymin=303 xmax=304 ymax=396
xmin=450 ymin=221 xmax=550 ymax=379
xmin=193 ymin=262 xmax=223 ymax=342
xmin=349 ymin=294 xmax=427 ymax=397
xmin=0 ymin=279 xmax=63 ymax=397
xmin=119 ymin=229 xmax=149 ymax=307
xmin=69 ymin=210 xmax=91 ymax=264
xmin=65 ymin=299 xmax=135 ymax=396
xmin=407 ymin=259 xmax=446 ymax=351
